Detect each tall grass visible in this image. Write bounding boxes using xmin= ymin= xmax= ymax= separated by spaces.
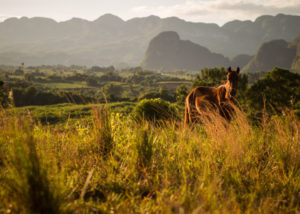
xmin=0 ymin=106 xmax=299 ymax=213
xmin=0 ymin=112 xmax=63 ymax=213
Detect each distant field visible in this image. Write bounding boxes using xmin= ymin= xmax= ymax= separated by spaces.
xmin=13 ymin=102 xmax=136 ymax=124
xmin=42 ymin=82 xmax=92 ymax=89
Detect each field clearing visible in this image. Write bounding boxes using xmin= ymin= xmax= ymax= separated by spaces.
xmin=42 ymin=82 xmax=92 ymax=89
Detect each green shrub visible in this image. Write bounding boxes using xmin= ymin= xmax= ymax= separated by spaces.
xmin=132 ymin=98 xmax=177 ymax=122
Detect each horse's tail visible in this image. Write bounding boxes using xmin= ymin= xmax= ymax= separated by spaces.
xmin=184 ymin=92 xmax=194 ymax=128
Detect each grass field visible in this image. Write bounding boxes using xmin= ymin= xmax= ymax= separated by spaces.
xmin=42 ymin=82 xmax=92 ymax=89
xmin=0 ymin=105 xmax=299 ymax=213
xmin=12 ymin=102 xmax=136 ymax=124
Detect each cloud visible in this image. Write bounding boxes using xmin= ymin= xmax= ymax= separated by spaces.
xmin=130 ymin=0 xmax=300 ymax=25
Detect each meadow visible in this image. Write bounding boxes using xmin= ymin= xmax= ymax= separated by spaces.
xmin=0 ymin=65 xmax=300 ymax=213
xmin=0 ymin=103 xmax=299 ymax=213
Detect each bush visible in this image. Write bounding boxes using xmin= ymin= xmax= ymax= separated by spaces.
xmin=246 ymin=67 xmax=300 ymax=115
xmin=132 ymin=98 xmax=177 ymax=122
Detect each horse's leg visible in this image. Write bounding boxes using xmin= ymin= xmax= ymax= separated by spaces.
xmin=219 ymin=101 xmax=233 ymax=121
xmin=195 ymin=97 xmax=211 ymax=120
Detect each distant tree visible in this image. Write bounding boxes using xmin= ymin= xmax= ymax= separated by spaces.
xmin=99 ymin=72 xmax=122 ymax=82
xmin=102 ymin=83 xmax=123 ymax=97
xmin=24 ymin=73 xmax=35 ymax=82
xmin=14 ymin=67 xmax=24 ymax=75
xmin=192 ymin=67 xmax=226 ymax=88
xmin=175 ymin=85 xmax=188 ymax=104
xmin=88 ymin=66 xmax=115 ymax=73
xmin=86 ymin=76 xmax=98 ymax=86
xmin=0 ymin=80 xmax=9 ymax=107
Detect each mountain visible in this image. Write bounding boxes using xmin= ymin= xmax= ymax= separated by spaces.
xmin=242 ymin=35 xmax=300 ymax=73
xmin=290 ymin=35 xmax=300 ymax=71
xmin=140 ymin=31 xmax=229 ymax=70
xmin=230 ymin=54 xmax=252 ymax=68
xmin=0 ymin=13 xmax=300 ymax=67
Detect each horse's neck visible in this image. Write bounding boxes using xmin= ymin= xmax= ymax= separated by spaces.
xmin=218 ymin=81 xmax=231 ymax=99
xmin=218 ymin=81 xmax=230 ymax=90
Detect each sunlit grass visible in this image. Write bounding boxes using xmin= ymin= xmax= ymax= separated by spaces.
xmin=0 ymin=106 xmax=299 ymax=213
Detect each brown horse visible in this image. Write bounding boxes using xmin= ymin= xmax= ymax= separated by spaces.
xmin=184 ymin=67 xmax=240 ymax=126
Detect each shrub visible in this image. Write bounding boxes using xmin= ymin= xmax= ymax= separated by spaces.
xmin=132 ymin=98 xmax=177 ymax=122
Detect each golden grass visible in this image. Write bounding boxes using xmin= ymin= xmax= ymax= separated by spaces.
xmin=0 ymin=106 xmax=299 ymax=213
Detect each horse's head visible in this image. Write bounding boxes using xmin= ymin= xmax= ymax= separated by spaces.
xmin=226 ymin=66 xmax=240 ymax=99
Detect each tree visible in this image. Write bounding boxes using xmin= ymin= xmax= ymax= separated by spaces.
xmin=175 ymin=85 xmax=188 ymax=104
xmin=0 ymin=80 xmax=9 ymax=107
xmin=246 ymin=67 xmax=300 ymax=114
xmin=86 ymin=77 xmax=98 ymax=86
xmin=102 ymin=83 xmax=123 ymax=97
xmin=192 ymin=67 xmax=226 ymax=88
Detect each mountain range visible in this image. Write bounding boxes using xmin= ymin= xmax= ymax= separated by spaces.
xmin=0 ymin=13 xmax=300 ymax=67
xmin=242 ymin=35 xmax=300 ymax=73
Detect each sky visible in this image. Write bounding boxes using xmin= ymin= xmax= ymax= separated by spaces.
xmin=0 ymin=0 xmax=300 ymax=25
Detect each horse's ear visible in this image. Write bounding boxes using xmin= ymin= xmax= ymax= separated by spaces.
xmin=237 ymin=67 xmax=240 ymax=74
xmin=227 ymin=67 xmax=232 ymax=73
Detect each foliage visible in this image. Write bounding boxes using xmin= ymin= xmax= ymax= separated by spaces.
xmin=132 ymin=98 xmax=177 ymax=122
xmin=102 ymin=83 xmax=123 ymax=98
xmin=88 ymin=66 xmax=115 ymax=73
xmin=138 ymin=88 xmax=175 ymax=102
xmin=247 ymin=67 xmax=300 ymax=114
xmin=192 ymin=67 xmax=227 ymax=87
xmin=12 ymin=87 xmax=95 ymax=107
xmin=175 ymin=85 xmax=189 ymax=104
xmin=0 ymin=80 xmax=9 ymax=107
xmin=99 ymin=71 xmax=122 ymax=82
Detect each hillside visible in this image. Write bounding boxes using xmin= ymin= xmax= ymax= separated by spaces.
xmin=230 ymin=54 xmax=252 ymax=68
xmin=242 ymin=32 xmax=300 ymax=73
xmin=242 ymin=39 xmax=296 ymax=72
xmin=140 ymin=31 xmax=229 ymax=70
xmin=291 ymin=35 xmax=300 ymax=71
xmin=0 ymin=14 xmax=300 ymax=67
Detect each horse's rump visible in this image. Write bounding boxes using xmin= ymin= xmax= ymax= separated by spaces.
xmin=185 ymin=86 xmax=219 ymax=125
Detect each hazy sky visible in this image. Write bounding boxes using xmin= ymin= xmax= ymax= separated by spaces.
xmin=1 ymin=0 xmax=300 ymax=25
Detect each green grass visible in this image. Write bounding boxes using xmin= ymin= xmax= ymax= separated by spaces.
xmin=42 ymin=82 xmax=91 ymax=89
xmin=12 ymin=102 xmax=136 ymax=124
xmin=0 ymin=106 xmax=299 ymax=213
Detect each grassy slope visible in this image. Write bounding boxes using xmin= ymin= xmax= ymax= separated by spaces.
xmin=0 ymin=107 xmax=299 ymax=213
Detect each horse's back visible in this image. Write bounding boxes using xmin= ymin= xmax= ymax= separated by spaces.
xmin=187 ymin=86 xmax=218 ymax=102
